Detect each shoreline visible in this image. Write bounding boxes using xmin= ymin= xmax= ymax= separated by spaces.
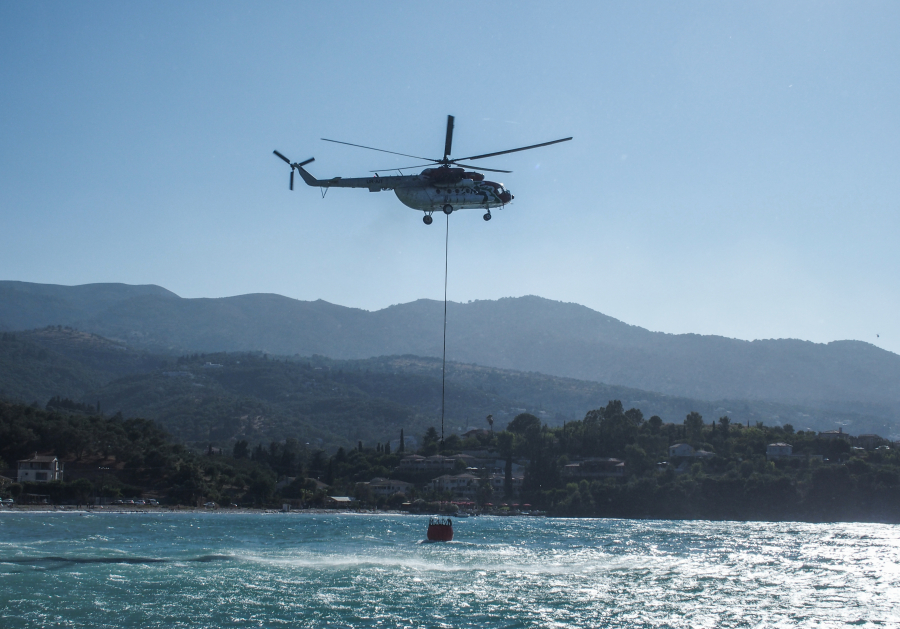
xmin=3 ymin=505 xmax=900 ymax=524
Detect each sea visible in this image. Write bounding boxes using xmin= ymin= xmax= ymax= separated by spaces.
xmin=1 ymin=512 xmax=898 ymax=628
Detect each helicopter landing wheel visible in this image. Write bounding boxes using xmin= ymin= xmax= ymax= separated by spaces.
xmin=423 ymin=214 xmax=433 ymax=225
xmin=442 ymin=204 xmax=453 ymax=215
xmin=483 ymin=212 xmax=492 ymax=221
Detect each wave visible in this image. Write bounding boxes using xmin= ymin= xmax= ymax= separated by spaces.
xmin=0 ymin=554 xmax=236 ymax=567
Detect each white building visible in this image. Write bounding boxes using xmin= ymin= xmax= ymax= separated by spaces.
xmin=765 ymin=443 xmax=823 ymax=462
xmin=669 ymin=443 xmax=694 ymax=457
xmin=398 ymin=455 xmax=461 ymax=474
xmin=818 ymin=428 xmax=850 ymax=441
xmin=17 ymin=454 xmax=63 ymax=483
xmin=766 ymin=443 xmax=793 ymax=459
xmin=429 ymin=472 xmax=524 ymax=499
xmin=562 ymin=458 xmax=626 ymax=478
xmin=667 ymin=444 xmax=714 ymax=459
xmin=366 ymin=478 xmax=413 ymax=497
xmin=486 ymin=472 xmax=524 ymax=496
xmin=429 ymin=473 xmax=480 ymax=498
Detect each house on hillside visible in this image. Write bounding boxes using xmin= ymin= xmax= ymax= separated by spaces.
xmin=364 ymin=478 xmax=413 ymax=497
xmin=429 ymin=473 xmax=480 ymax=498
xmin=766 ymin=443 xmax=793 ymax=459
xmin=17 ymin=454 xmax=63 ymax=483
xmin=765 ymin=442 xmax=824 ymax=462
xmin=819 ymin=428 xmax=851 ymax=441
xmin=561 ymin=458 xmax=625 ymax=479
xmin=668 ymin=444 xmax=715 ymax=459
xmin=857 ymin=434 xmax=883 ymax=450
xmin=485 ymin=472 xmax=524 ymax=496
xmin=325 ymin=496 xmax=355 ymax=508
xmin=669 ymin=443 xmax=695 ymax=458
xmin=397 ymin=454 xmax=425 ymax=470
xmin=493 ymin=459 xmax=526 ymax=475
xmin=397 ymin=455 xmax=460 ymax=474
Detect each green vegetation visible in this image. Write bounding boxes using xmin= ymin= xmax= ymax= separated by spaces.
xmin=1 ymin=327 xmax=895 ymax=455
xmin=0 ymin=401 xmax=294 ymax=507
xmin=2 ymin=397 xmax=899 ymax=521
xmin=480 ymin=403 xmax=900 ymax=521
xmin=2 ymin=326 xmax=899 ymax=520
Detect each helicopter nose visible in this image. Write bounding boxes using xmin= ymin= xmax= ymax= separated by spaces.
xmin=500 ymin=191 xmax=513 ymax=203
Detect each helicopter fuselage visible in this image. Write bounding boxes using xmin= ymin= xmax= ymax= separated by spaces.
xmin=394 ymin=178 xmax=512 ymax=213
xmin=292 ymin=162 xmax=513 ymax=215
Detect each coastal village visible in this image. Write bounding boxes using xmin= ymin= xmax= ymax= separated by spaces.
xmin=2 ymin=405 xmax=896 ymax=520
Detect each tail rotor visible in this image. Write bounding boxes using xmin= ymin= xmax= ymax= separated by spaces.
xmin=273 ymin=151 xmax=314 ymax=191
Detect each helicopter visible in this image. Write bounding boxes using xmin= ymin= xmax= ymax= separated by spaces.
xmin=273 ymin=115 xmax=571 ymax=225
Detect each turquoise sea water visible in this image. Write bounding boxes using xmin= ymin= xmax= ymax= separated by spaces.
xmin=1 ymin=512 xmax=899 ymax=628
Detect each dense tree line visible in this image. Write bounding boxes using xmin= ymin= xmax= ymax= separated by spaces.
xmin=491 ymin=402 xmax=900 ymax=521
xmin=0 ymin=401 xmax=282 ymax=506
xmin=4 ymin=395 xmax=899 ymax=521
xmin=292 ymin=401 xmax=900 ymax=521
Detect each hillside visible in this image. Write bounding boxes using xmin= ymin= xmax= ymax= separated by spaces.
xmin=2 ymin=281 xmax=898 ymax=432
xmin=0 ymin=329 xmax=894 ymax=449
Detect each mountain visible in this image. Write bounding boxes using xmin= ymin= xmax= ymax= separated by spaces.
xmin=2 ymin=281 xmax=898 ymax=431
xmin=1 ymin=330 xmax=893 ymax=449
xmin=0 ymin=326 xmax=167 ymax=405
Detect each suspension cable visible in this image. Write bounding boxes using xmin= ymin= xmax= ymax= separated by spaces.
xmin=441 ymin=212 xmax=449 ymax=451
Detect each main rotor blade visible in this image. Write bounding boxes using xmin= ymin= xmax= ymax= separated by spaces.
xmin=321 ymin=138 xmax=436 ymax=162
xmin=273 ymin=150 xmax=291 ymax=164
xmin=369 ymin=164 xmax=434 ymax=172
xmin=443 ymin=115 xmax=454 ymax=159
xmin=450 ymin=162 xmax=512 ymax=173
xmin=454 ymin=137 xmax=573 ymax=162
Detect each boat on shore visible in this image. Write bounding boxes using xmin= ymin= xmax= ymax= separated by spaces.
xmin=426 ymin=517 xmax=453 ymax=541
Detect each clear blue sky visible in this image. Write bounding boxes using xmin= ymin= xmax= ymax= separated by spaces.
xmin=2 ymin=2 xmax=898 ymax=354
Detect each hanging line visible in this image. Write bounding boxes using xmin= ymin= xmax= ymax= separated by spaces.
xmin=441 ymin=212 xmax=449 ymax=452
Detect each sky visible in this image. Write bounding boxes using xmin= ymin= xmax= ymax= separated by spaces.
xmin=1 ymin=2 xmax=898 ymax=354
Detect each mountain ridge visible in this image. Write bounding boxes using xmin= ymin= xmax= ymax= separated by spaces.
xmin=2 ymin=280 xmax=898 ymax=428
xmin=2 ymin=328 xmax=894 ymax=447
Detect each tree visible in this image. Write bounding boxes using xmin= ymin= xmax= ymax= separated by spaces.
xmin=717 ymin=416 xmax=731 ymax=437
xmin=685 ymin=412 xmax=704 ymax=443
xmin=625 ymin=408 xmax=644 ymax=425
xmin=624 ymin=444 xmax=652 ymax=477
xmin=507 ymin=413 xmax=541 ymax=435
xmin=648 ymin=416 xmax=663 ymax=434
xmin=247 ymin=471 xmax=276 ymax=505
xmin=422 ymin=427 xmax=440 ymax=455
xmin=599 ymin=406 xmax=637 ymax=456
xmin=476 ymin=478 xmax=494 ymax=505
xmin=70 ymin=478 xmax=93 ymax=505
xmin=497 ymin=432 xmax=515 ymax=497
xmin=399 ymin=429 xmax=405 ymax=453
xmin=233 ymin=440 xmax=249 ymax=459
